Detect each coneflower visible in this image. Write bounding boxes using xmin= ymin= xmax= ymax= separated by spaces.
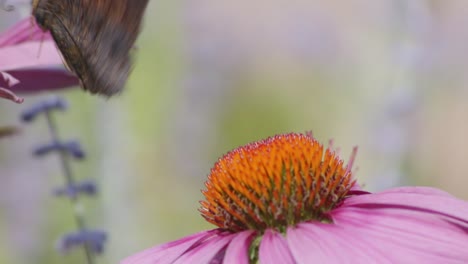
xmin=123 ymin=132 xmax=468 ymax=263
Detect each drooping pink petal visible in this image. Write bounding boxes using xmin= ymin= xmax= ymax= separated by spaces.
xmin=287 ymin=224 xmax=337 ymax=263
xmin=341 ymin=188 xmax=468 ymax=229
xmin=287 ymin=223 xmax=390 ymax=264
xmin=3 ymin=68 xmax=78 ymax=93
xmin=0 ymin=16 xmax=52 ymax=47
xmin=285 ymin=187 xmax=468 ymax=263
xmin=0 ymin=42 xmax=66 ymax=71
xmin=0 ymin=71 xmax=23 ymax=103
xmin=121 ymin=229 xmax=218 ymax=264
xmin=0 ymin=87 xmax=23 ymax=103
xmin=331 ymin=205 xmax=468 ymax=262
xmin=0 ymin=18 xmax=79 ymax=94
xmin=378 ymin=186 xmax=455 ymax=198
xmin=173 ymin=231 xmax=236 ymax=264
xmin=0 ymin=71 xmax=19 ymax=86
xmin=222 ymin=230 xmax=255 ymax=264
xmin=0 ymin=41 xmax=78 ymax=92
xmin=258 ymin=229 xmax=295 ymax=264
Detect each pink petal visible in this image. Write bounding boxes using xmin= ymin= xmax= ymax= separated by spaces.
xmin=285 ymin=188 xmax=468 ymax=263
xmin=0 ymin=71 xmax=19 ymax=86
xmin=0 ymin=72 xmax=23 ymax=103
xmin=223 ymin=230 xmax=255 ymax=264
xmin=331 ymin=205 xmax=468 ymax=262
xmin=378 ymin=186 xmax=455 ymax=198
xmin=258 ymin=229 xmax=295 ymax=264
xmin=286 ymin=224 xmax=336 ymax=263
xmin=0 ymin=41 xmax=79 ymax=93
xmin=0 ymin=17 xmax=52 ymax=47
xmin=342 ymin=188 xmax=468 ymax=229
xmin=173 ymin=232 xmax=236 ymax=264
xmin=287 ymin=223 xmax=390 ymax=263
xmin=0 ymin=87 xmax=23 ymax=103
xmin=4 ymin=69 xmax=78 ymax=93
xmin=121 ymin=229 xmax=218 ymax=264
xmin=0 ymin=41 xmax=65 ymax=71
xmin=0 ymin=18 xmax=79 ymax=93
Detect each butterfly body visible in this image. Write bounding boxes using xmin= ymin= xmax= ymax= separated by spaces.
xmin=32 ymin=0 xmax=149 ymax=96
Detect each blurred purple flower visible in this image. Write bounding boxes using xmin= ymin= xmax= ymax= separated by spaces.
xmin=0 ymin=17 xmax=78 ymax=103
xmin=122 ymin=133 xmax=468 ymax=263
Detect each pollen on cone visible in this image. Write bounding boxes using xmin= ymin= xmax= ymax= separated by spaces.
xmin=200 ymin=133 xmax=356 ymax=232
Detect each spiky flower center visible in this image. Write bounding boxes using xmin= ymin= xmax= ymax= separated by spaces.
xmin=200 ymin=133 xmax=356 ymax=232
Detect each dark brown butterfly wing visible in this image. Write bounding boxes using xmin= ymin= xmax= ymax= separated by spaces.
xmin=32 ymin=0 xmax=149 ymax=96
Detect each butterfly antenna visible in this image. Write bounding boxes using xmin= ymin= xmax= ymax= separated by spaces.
xmin=30 ymin=16 xmax=36 ymax=41
xmin=37 ymin=31 xmax=45 ymax=58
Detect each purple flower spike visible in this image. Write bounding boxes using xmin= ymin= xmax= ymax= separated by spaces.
xmin=53 ymin=179 xmax=98 ymax=198
xmin=57 ymin=230 xmax=107 ymax=255
xmin=21 ymin=96 xmax=67 ymax=122
xmin=122 ymin=133 xmax=468 ymax=264
xmin=33 ymin=140 xmax=85 ymax=160
xmin=0 ymin=17 xmax=79 ymax=98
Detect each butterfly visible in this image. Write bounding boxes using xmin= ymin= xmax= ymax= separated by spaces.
xmin=32 ymin=0 xmax=149 ymax=96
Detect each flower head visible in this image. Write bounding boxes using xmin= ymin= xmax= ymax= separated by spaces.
xmin=123 ymin=133 xmax=468 ymax=264
xmin=200 ymin=133 xmax=355 ymax=233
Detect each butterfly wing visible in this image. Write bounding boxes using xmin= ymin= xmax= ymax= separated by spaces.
xmin=33 ymin=0 xmax=149 ymax=96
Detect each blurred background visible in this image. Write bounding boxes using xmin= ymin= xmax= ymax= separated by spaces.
xmin=1 ymin=0 xmax=468 ymax=263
